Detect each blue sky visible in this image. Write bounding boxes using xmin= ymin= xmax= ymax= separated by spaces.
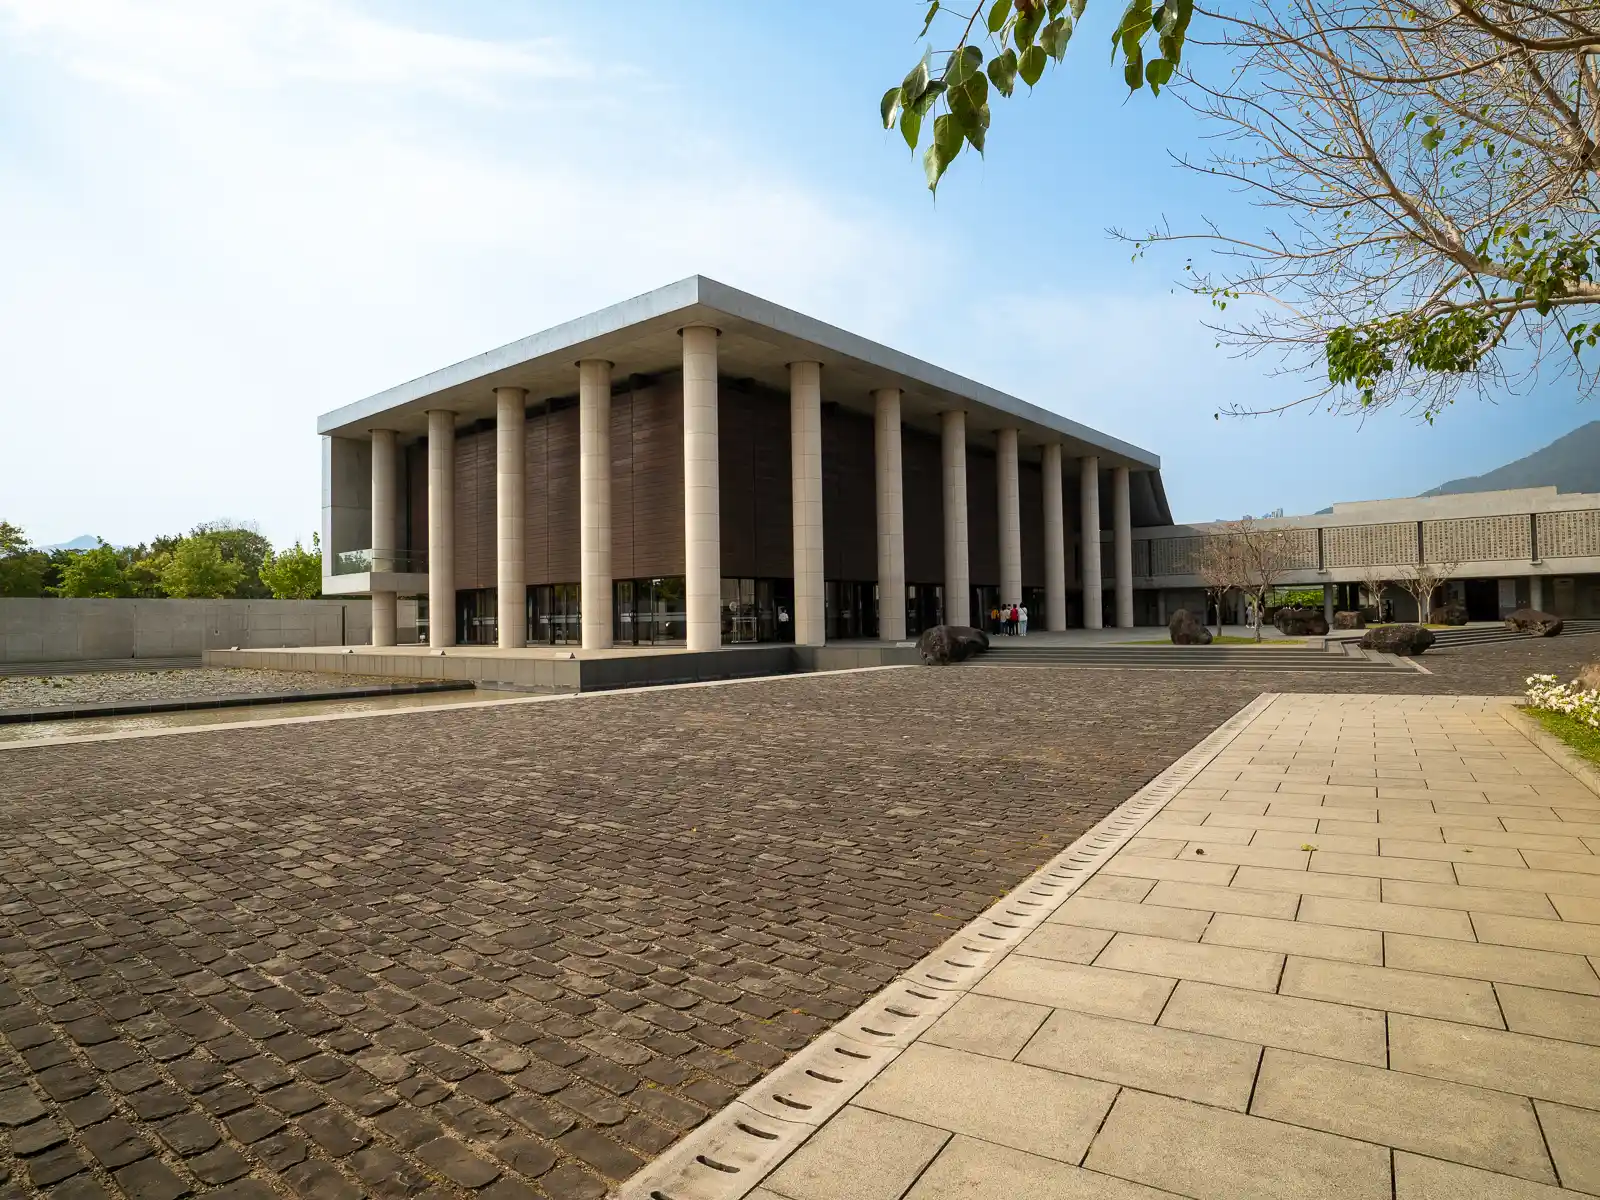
xmin=1 ymin=0 xmax=1592 ymax=548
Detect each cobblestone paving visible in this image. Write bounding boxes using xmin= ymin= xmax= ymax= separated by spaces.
xmin=0 ymin=635 xmax=1595 ymax=1199
xmin=0 ymin=669 xmax=1270 ymax=1198
xmin=0 ymin=671 xmax=396 ymax=713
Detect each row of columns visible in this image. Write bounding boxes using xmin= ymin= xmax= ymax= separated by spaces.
xmin=369 ymin=328 xmax=1137 ymax=649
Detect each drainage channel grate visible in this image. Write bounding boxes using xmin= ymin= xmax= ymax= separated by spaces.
xmin=614 ymin=693 xmax=1280 ymax=1200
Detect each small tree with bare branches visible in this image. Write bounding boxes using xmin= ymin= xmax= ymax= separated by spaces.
xmin=1226 ymin=518 xmax=1300 ymax=643
xmin=1359 ymin=565 xmax=1391 ymax=622
xmin=1195 ymin=534 xmax=1244 ymax=637
xmin=1396 ymin=559 xmax=1460 ymax=625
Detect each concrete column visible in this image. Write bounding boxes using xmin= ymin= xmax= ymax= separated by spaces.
xmin=1157 ymin=590 xmax=1167 ymax=625
xmin=682 ymin=326 xmax=721 ymax=651
xmin=997 ymin=429 xmax=1022 ymax=607
xmin=369 ymin=428 xmax=398 ymax=647
xmin=1042 ymin=443 xmax=1066 ymax=632
xmin=941 ymin=410 xmax=970 ymax=627
xmin=427 ymin=409 xmax=456 ymax=648
xmin=1323 ymin=583 xmax=1335 ymax=626
xmin=579 ymin=360 xmax=613 ymax=650
xmin=1531 ymin=575 xmax=1544 ymax=611
xmin=1113 ymin=465 xmax=1133 ymax=629
xmin=789 ymin=362 xmax=825 ymax=647
xmin=874 ymin=388 xmax=906 ymax=642
xmin=1080 ymin=456 xmax=1102 ymax=629
xmin=494 ymin=388 xmax=527 ymax=650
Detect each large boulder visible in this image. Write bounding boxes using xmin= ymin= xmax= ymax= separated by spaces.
xmin=1429 ymin=601 xmax=1469 ymax=626
xmin=1360 ymin=624 xmax=1436 ymax=656
xmin=1333 ymin=610 xmax=1366 ymax=630
xmin=1579 ymin=662 xmax=1600 ymax=692
xmin=1505 ymin=608 xmax=1563 ymax=637
xmin=916 ymin=625 xmax=990 ymax=665
xmin=1168 ymin=609 xmax=1213 ymax=646
xmin=1273 ymin=605 xmax=1329 ymax=637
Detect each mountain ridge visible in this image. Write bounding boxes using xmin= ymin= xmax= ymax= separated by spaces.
xmin=1419 ymin=420 xmax=1600 ymax=498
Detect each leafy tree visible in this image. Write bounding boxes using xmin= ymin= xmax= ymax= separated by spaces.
xmin=51 ymin=542 xmax=131 ymax=598
xmin=191 ymin=521 xmax=272 ymax=598
xmin=159 ymin=536 xmax=246 ymax=599
xmin=886 ymin=1 xmax=1600 ymax=417
xmin=259 ymin=533 xmax=322 ymax=600
xmin=0 ymin=521 xmax=48 ymax=598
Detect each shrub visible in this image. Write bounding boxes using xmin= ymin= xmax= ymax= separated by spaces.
xmin=1524 ymin=674 xmax=1600 ymax=731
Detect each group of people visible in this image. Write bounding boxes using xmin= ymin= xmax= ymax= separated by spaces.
xmin=989 ymin=603 xmax=1029 ymax=636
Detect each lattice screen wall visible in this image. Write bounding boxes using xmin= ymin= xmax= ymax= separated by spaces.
xmin=1149 ymin=536 xmax=1207 ymax=576
xmin=1323 ymin=522 xmax=1417 ymax=567
xmin=1133 ymin=540 xmax=1151 ymax=577
xmin=1280 ymin=529 xmax=1320 ymax=570
xmin=1421 ymin=516 xmax=1530 ymax=562
xmin=1145 ymin=529 xmax=1318 ymax=575
xmin=1537 ymin=510 xmax=1600 ymax=559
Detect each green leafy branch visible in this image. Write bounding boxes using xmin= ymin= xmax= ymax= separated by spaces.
xmin=884 ymin=0 xmax=1189 ymax=191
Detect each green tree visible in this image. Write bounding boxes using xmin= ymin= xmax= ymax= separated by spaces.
xmin=0 ymin=521 xmax=48 ymax=598
xmin=51 ymin=542 xmax=130 ymax=598
xmin=886 ymin=1 xmax=1600 ymax=417
xmin=191 ymin=521 xmax=273 ymax=598
xmin=159 ymin=536 xmax=246 ymax=599
xmin=259 ymin=533 xmax=322 ymax=600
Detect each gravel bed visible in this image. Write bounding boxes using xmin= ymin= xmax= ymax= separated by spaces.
xmin=0 ymin=668 xmax=400 ymax=711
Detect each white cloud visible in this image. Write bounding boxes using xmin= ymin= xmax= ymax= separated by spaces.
xmin=0 ymin=1 xmax=935 ymax=546
xmin=0 ymin=0 xmax=580 ymax=99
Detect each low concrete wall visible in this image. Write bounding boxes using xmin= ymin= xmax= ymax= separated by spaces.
xmin=1 ymin=599 xmax=373 ymax=664
xmin=203 ymin=642 xmax=920 ymax=692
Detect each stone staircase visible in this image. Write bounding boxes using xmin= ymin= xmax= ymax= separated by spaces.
xmin=1419 ymin=617 xmax=1600 ymax=649
xmin=973 ymin=638 xmax=1417 ymax=673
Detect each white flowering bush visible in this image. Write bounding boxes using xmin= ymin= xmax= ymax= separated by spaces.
xmin=1525 ymin=674 xmax=1600 ymax=731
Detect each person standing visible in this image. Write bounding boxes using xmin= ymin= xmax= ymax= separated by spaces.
xmin=989 ymin=604 xmax=1000 ymax=635
xmin=1019 ymin=603 xmax=1029 ymax=637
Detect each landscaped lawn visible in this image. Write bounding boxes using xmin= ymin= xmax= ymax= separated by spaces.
xmin=1528 ymin=706 xmax=1600 ymax=768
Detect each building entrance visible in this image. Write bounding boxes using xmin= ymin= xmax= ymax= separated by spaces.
xmin=906 ymin=583 xmax=942 ymax=636
xmin=529 ymin=583 xmax=581 ymax=645
xmin=457 ymin=588 xmax=497 ymax=645
xmin=1462 ymin=578 xmax=1499 ymax=621
xmin=613 ymin=577 xmax=687 ymax=644
xmin=825 ymin=581 xmax=877 ymax=640
xmin=721 ymin=577 xmax=794 ymax=643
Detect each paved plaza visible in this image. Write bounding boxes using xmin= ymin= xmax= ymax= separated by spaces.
xmin=719 ymin=692 xmax=1600 ymax=1200
xmin=0 ymin=644 xmax=1596 ymax=1199
xmin=0 ymin=668 xmax=1264 ymax=1199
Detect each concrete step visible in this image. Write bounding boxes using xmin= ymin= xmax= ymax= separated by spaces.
xmin=974 ymin=645 xmax=1410 ymax=671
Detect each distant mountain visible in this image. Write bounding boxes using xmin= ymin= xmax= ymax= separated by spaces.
xmin=38 ymin=535 xmax=102 ymax=552
xmin=1421 ymin=420 xmax=1600 ymax=497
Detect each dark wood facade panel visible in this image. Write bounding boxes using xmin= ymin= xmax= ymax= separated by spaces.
xmin=405 ymin=442 xmax=427 ymax=559
xmin=966 ymin=446 xmax=999 ymax=587
xmin=629 ymin=379 xmax=685 ymax=580
xmin=903 ymin=428 xmax=945 ymax=584
xmin=751 ymin=387 xmax=792 ymax=580
xmin=477 ymin=432 xmax=496 ymax=588
xmin=718 ymin=388 xmax=758 ymax=578
xmin=546 ymin=406 xmax=581 ymax=583
xmin=453 ymin=431 xmax=487 ymax=590
xmin=1020 ymin=460 xmax=1044 ymax=587
xmin=821 ymin=406 xmax=876 ymax=581
xmin=610 ymin=391 xmax=635 ymax=581
xmin=523 ymin=416 xmax=550 ymax=586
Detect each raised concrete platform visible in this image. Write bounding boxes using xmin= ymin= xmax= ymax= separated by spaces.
xmin=204 ymin=642 xmax=922 ymax=692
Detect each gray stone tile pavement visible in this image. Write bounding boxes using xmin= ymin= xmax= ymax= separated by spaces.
xmin=737 ymin=694 xmax=1600 ymax=1200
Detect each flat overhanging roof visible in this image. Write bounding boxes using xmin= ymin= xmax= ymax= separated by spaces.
xmin=319 ymin=276 xmax=1170 ymax=521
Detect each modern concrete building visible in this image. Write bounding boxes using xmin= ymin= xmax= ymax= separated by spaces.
xmin=318 ymin=277 xmax=1172 ymax=650
xmin=1135 ymin=487 xmax=1600 ymax=624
